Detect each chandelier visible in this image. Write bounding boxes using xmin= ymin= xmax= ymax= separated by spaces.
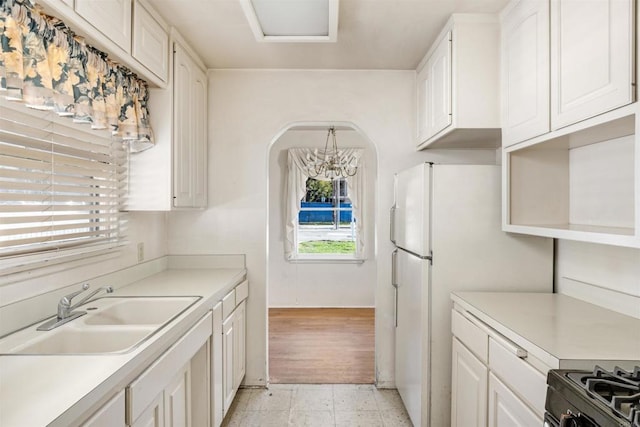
xmin=307 ymin=127 xmax=358 ymax=179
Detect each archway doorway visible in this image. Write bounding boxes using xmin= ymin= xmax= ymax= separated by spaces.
xmin=266 ymin=123 xmax=378 ymax=384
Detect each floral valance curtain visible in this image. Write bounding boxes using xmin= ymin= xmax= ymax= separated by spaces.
xmin=0 ymin=0 xmax=154 ymax=151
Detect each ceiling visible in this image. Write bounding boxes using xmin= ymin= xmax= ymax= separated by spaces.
xmin=151 ymin=0 xmax=509 ymax=70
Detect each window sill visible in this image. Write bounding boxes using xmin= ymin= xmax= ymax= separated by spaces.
xmin=288 ymin=255 xmax=365 ymax=264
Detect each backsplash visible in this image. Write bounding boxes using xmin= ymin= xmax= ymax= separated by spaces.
xmin=555 ymin=240 xmax=640 ymax=319
xmin=0 ymin=254 xmax=246 ymax=338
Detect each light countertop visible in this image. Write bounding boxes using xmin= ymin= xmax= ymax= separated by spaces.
xmin=451 ymin=292 xmax=640 ymax=369
xmin=0 ymin=267 xmax=246 ymax=427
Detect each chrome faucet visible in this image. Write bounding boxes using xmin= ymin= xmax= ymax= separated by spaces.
xmin=37 ymin=284 xmax=114 ymax=331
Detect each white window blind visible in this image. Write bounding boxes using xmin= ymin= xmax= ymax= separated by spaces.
xmin=0 ymin=100 xmax=127 ymax=271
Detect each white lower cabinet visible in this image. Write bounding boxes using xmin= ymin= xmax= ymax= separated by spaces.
xmin=451 ymin=307 xmax=545 ymax=427
xmin=488 ymin=373 xmax=540 ymax=427
xmin=222 ymin=312 xmax=236 ymax=412
xmin=222 ymin=299 xmax=247 ymax=414
xmin=164 ymin=365 xmax=191 ymax=427
xmin=74 ymin=281 xmax=248 ymax=427
xmin=127 ymin=312 xmax=212 ymax=427
xmin=82 ymin=389 xmax=126 ymax=427
xmin=131 ymin=392 xmax=163 ymax=427
xmin=451 ymin=337 xmax=488 ymax=427
xmin=217 ymin=280 xmax=248 ymax=424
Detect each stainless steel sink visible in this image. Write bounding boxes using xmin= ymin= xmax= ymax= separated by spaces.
xmin=0 ymin=296 xmax=201 ymax=355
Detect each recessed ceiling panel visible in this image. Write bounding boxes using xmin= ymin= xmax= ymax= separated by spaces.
xmin=240 ymin=0 xmax=339 ymax=42
xmin=252 ymin=0 xmax=329 ymax=36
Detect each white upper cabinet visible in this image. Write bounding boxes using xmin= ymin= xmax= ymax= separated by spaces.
xmin=416 ymin=14 xmax=501 ymax=149
xmin=501 ymin=0 xmax=639 ymax=248
xmin=128 ymin=31 xmax=208 ymax=211
xmin=132 ymin=0 xmax=169 ymax=82
xmin=551 ymin=0 xmax=635 ymax=130
xmin=501 ymin=0 xmax=635 ymax=147
xmin=425 ymin=32 xmax=452 ymax=140
xmin=39 ymin=0 xmax=168 ymax=87
xmin=173 ymin=41 xmax=208 ymax=209
xmin=501 ymin=0 xmax=550 ymax=146
xmin=75 ymin=0 xmax=132 ymax=53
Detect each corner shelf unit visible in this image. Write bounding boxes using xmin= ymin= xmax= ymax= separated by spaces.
xmin=503 ymin=103 xmax=640 ymax=248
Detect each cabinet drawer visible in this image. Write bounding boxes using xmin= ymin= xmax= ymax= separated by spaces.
xmin=235 ymin=280 xmax=249 ymax=304
xmin=127 ymin=311 xmax=212 ymax=424
xmin=222 ymin=289 xmax=236 ymax=319
xmin=488 ymin=336 xmax=546 ymax=417
xmin=451 ymin=309 xmax=489 ymax=363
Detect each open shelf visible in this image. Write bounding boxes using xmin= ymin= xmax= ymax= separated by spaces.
xmin=503 ymin=110 xmax=640 ymax=248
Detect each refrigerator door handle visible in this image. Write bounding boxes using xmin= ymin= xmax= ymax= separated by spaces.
xmin=390 ymin=205 xmax=397 ymax=244
xmin=392 ymin=249 xmax=398 ymax=327
xmin=391 ymin=249 xmax=398 ymax=289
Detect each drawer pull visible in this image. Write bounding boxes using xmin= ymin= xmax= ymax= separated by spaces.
xmin=493 ymin=333 xmax=527 ymax=358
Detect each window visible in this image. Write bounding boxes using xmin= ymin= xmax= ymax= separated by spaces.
xmin=285 ymin=147 xmax=365 ymax=262
xmin=0 ymin=100 xmax=127 ymax=275
xmin=298 ymin=178 xmax=356 ymax=256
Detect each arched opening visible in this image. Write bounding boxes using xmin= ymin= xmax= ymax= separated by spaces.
xmin=266 ymin=121 xmax=378 ymax=384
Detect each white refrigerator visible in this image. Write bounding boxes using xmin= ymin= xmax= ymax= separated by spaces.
xmin=391 ymin=163 xmax=553 ymax=427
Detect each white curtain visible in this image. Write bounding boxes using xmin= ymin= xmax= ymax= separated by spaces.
xmin=285 ymin=148 xmax=365 ymax=259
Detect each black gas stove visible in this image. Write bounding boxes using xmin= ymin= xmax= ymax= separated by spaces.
xmin=545 ymin=366 xmax=640 ymax=427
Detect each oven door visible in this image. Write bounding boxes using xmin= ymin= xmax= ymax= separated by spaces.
xmin=545 ymin=412 xmax=560 ymax=427
xmin=545 ymin=410 xmax=601 ymax=427
xmin=546 ymin=385 xmax=601 ymax=427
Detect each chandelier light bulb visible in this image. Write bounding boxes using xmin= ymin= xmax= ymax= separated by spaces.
xmin=307 ymin=127 xmax=358 ymax=179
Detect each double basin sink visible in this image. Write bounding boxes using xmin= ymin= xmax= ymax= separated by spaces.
xmin=0 ymin=296 xmax=200 ymax=355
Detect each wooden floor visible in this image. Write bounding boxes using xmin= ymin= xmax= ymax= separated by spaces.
xmin=269 ymin=308 xmax=375 ymax=384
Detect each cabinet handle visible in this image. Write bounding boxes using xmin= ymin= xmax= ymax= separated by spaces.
xmin=492 ymin=334 xmax=528 ymax=359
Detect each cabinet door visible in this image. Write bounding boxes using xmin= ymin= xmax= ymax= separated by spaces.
xmin=451 ymin=338 xmax=488 ymax=427
xmin=173 ymin=43 xmax=195 ymax=207
xmin=488 ymin=373 xmax=540 ymax=427
xmin=192 ymin=66 xmax=208 ymax=208
xmin=75 ymin=0 xmax=132 ymax=51
xmin=416 ymin=66 xmax=429 ymax=143
xmin=164 ymin=364 xmax=192 ymax=427
xmin=426 ymin=31 xmax=452 ymax=139
xmin=172 ymin=42 xmax=207 ymax=208
xmin=222 ymin=312 xmax=236 ymax=413
xmin=233 ymin=301 xmax=246 ymax=389
xmin=131 ymin=392 xmax=164 ymax=427
xmin=132 ymin=1 xmax=168 ymax=82
xmin=211 ymin=302 xmax=224 ymax=427
xmin=82 ymin=390 xmax=126 ymax=427
xmin=501 ymin=0 xmax=550 ymax=146
xmin=550 ymin=0 xmax=634 ymax=130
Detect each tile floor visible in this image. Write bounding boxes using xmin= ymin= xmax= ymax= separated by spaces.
xmin=221 ymin=384 xmax=413 ymax=427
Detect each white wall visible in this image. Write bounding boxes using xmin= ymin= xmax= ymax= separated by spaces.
xmin=167 ymin=69 xmax=497 ymax=387
xmin=0 ymin=212 xmax=169 ymax=333
xmin=268 ymin=129 xmax=376 ymax=308
xmin=555 ymin=240 xmax=640 ymax=319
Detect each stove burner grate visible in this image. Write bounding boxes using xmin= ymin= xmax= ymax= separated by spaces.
xmin=567 ymin=366 xmax=640 ymax=426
